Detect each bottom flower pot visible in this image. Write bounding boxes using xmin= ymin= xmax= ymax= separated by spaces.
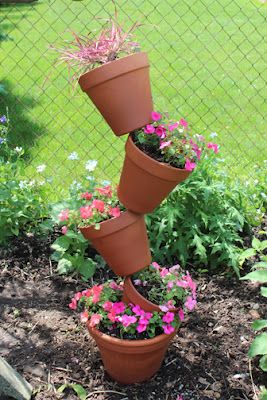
xmin=88 ymin=325 xmax=176 ymax=384
xmin=79 ymin=211 xmax=151 ymax=276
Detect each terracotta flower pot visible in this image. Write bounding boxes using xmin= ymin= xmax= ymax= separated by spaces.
xmin=122 ymin=276 xmax=177 ymax=313
xmin=79 ymin=211 xmax=151 ymax=276
xmin=118 ymin=136 xmax=191 ymax=214
xmin=78 ymin=52 xmax=153 ymax=136
xmin=88 ymin=325 xmax=176 ymax=384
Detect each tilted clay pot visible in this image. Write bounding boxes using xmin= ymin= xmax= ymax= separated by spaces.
xmin=79 ymin=211 xmax=151 ymax=276
xmin=118 ymin=136 xmax=191 ymax=214
xmin=78 ymin=52 xmax=153 ymax=136
xmin=88 ymin=325 xmax=176 ymax=384
xmin=122 ymin=276 xmax=177 ymax=313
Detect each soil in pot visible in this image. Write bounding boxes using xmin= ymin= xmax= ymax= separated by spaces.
xmin=117 ymin=135 xmax=191 ymax=214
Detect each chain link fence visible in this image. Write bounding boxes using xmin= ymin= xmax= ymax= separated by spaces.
xmin=0 ymin=0 xmax=266 ymax=194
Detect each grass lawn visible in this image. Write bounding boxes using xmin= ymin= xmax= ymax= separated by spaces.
xmin=0 ymin=0 xmax=266 ymax=197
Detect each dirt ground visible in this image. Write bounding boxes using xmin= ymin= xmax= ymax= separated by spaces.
xmin=0 ymin=234 xmax=266 ymax=400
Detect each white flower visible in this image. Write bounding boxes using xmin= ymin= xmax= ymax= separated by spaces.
xmin=14 ymin=147 xmax=23 ymax=152
xmin=70 ymin=180 xmax=82 ymax=190
xmin=68 ymin=152 xmax=79 ymax=160
xmin=36 ymin=164 xmax=46 ymax=173
xmin=86 ymin=175 xmax=95 ymax=181
xmin=19 ymin=180 xmax=27 ymax=189
xmin=178 ymin=128 xmax=184 ymax=133
xmin=102 ymin=180 xmax=111 ymax=186
xmin=210 ymin=132 xmax=218 ymax=138
xmin=85 ymin=160 xmax=98 ymax=172
xmin=28 ymin=180 xmax=35 ymax=187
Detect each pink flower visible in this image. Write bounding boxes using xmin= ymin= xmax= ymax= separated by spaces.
xmin=80 ymin=310 xmax=89 ymax=323
xmin=176 ymin=280 xmax=189 ymax=288
xmin=92 ymin=199 xmax=105 ymax=212
xmin=160 ymin=268 xmax=169 ymax=278
xmin=91 ymin=285 xmax=103 ymax=304
xmin=207 ymin=142 xmax=219 ymax=153
xmin=169 ymin=264 xmax=180 ymax=273
xmin=159 ymin=304 xmax=169 ymax=312
xmin=133 ymin=279 xmax=142 ymax=286
xmin=109 ymin=207 xmax=121 ymax=218
xmin=68 ymin=298 xmax=77 ymax=310
xmin=82 ymin=288 xmax=92 ymax=297
xmin=196 ymin=134 xmax=205 ymax=141
xmin=168 ymin=122 xmax=179 ymax=131
xmin=179 ymin=118 xmax=188 ymax=128
xmin=88 ymin=313 xmax=102 ymax=327
xmin=136 ymin=316 xmax=150 ymax=333
xmin=80 ymin=205 xmax=93 ymax=219
xmin=132 ymin=304 xmax=145 ymax=316
xmin=185 ymin=296 xmax=197 ymax=311
xmin=58 ymin=209 xmax=69 ymax=222
xmin=96 ymin=186 xmax=112 ymax=198
xmin=185 ymin=272 xmax=197 ymax=297
xmin=80 ymin=192 xmax=92 ymax=200
xmin=74 ymin=292 xmax=82 ymax=301
xmin=103 ymin=301 xmax=113 ymax=311
xmin=185 ymin=159 xmax=196 ymax=171
xmin=162 ymin=312 xmax=175 ymax=323
xmin=137 ymin=323 xmax=147 ymax=333
xmin=144 ymin=124 xmax=155 ymax=134
xmin=61 ymin=226 xmax=68 ymax=235
xmin=109 ymin=281 xmax=123 ymax=291
xmin=112 ymin=302 xmax=125 ymax=314
xmin=177 ymin=395 xmax=184 ymax=400
xmin=159 ymin=140 xmax=171 ymax=150
xmin=178 ymin=308 xmax=185 ymax=321
xmin=167 ymin=281 xmax=174 ymax=290
xmin=152 ymin=262 xmax=161 ymax=270
xmin=155 ymin=125 xmax=167 ymax=139
xmin=163 ymin=324 xmax=175 ymax=334
xmin=107 ymin=310 xmax=116 ymax=322
xmin=121 ymin=315 xmax=137 ymax=327
xmin=151 ymin=111 xmax=162 ymax=121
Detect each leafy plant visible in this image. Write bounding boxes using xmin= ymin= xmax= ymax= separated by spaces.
xmin=134 ymin=111 xmax=219 ymax=170
xmin=146 ymin=154 xmax=251 ymax=275
xmin=57 ymin=383 xmax=87 ymax=400
xmin=238 ymin=234 xmax=267 ymax=269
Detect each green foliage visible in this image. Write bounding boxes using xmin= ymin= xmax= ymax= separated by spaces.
xmin=146 ymin=155 xmax=255 ymax=275
xmin=239 ymin=236 xmax=267 ymax=268
xmin=57 ymin=383 xmax=87 ymax=400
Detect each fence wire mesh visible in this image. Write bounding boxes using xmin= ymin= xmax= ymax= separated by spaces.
xmin=0 ymin=0 xmax=266 ymax=194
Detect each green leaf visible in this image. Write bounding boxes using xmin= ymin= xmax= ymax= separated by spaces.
xmin=240 ymin=270 xmax=267 ymax=283
xmin=253 ymin=261 xmax=267 ymax=270
xmin=252 ymin=237 xmax=262 ymax=251
xmin=259 ymin=355 xmax=267 ymax=372
xmin=192 ymin=234 xmax=207 ymax=263
xmin=57 ymin=384 xmax=68 ymax=393
xmin=252 ymin=320 xmax=267 ymax=331
xmin=259 ymin=240 xmax=267 ymax=252
xmin=248 ymin=332 xmax=267 ymax=358
xmin=51 ymin=235 xmax=71 ymax=253
xmin=10 ymin=226 xmax=19 ymax=236
xmin=71 ymin=384 xmax=87 ymax=400
xmin=261 ymin=287 xmax=267 ymax=297
xmin=260 ymin=387 xmax=267 ymax=400
xmin=57 ymin=258 xmax=73 ymax=274
xmin=78 ymin=259 xmax=96 ymax=280
xmin=238 ymin=248 xmax=256 ymax=266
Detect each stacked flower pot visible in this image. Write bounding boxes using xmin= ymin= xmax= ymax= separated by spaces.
xmin=75 ymin=52 xmax=192 ymax=384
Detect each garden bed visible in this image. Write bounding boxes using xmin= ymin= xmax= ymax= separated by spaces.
xmin=0 ymin=234 xmax=265 ymax=400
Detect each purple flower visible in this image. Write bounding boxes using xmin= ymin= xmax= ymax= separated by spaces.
xmin=0 ymin=115 xmax=7 ymax=124
xmin=0 ymin=137 xmax=5 ymax=144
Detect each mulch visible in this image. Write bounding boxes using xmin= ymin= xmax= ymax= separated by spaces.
xmin=0 ymin=233 xmax=266 ymax=400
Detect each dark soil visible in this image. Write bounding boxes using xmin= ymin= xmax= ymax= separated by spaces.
xmin=0 ymin=234 xmax=266 ymax=400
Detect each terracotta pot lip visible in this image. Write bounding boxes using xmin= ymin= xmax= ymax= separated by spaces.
xmin=126 ymin=136 xmax=191 ymax=181
xmin=124 ymin=276 xmax=160 ymax=311
xmin=79 ymin=210 xmax=142 ymax=240
xmin=88 ymin=325 xmax=176 ymax=347
xmin=78 ymin=52 xmax=149 ymax=91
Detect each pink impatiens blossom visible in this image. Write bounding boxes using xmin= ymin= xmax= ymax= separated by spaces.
xmin=58 ymin=209 xmax=69 ymax=222
xmin=179 ymin=118 xmax=188 ymax=128
xmin=82 ymin=288 xmax=92 ymax=297
xmin=152 ymin=262 xmax=161 ymax=270
xmin=112 ymin=302 xmax=126 ymax=314
xmin=88 ymin=313 xmax=102 ymax=327
xmin=168 ymin=122 xmax=179 ymax=131
xmin=61 ymin=226 xmax=68 ymax=235
xmin=151 ymin=111 xmax=162 ymax=121
xmin=121 ymin=315 xmax=137 ymax=327
xmin=136 ymin=315 xmax=150 ymax=333
xmin=162 ymin=324 xmax=175 ymax=334
xmin=155 ymin=125 xmax=167 ymax=139
xmin=109 ymin=281 xmax=123 ymax=291
xmin=74 ymin=292 xmax=82 ymax=301
xmin=159 ymin=304 xmax=169 ymax=312
xmin=160 ymin=267 xmax=169 ymax=278
xmin=167 ymin=281 xmax=174 ymax=290
xmin=177 ymin=395 xmax=184 ymax=400
xmin=207 ymin=142 xmax=219 ymax=153
xmin=80 ymin=205 xmax=93 ymax=219
xmin=68 ymin=298 xmax=77 ymax=310
xmin=109 ymin=207 xmax=121 ymax=218
xmin=133 ymin=279 xmax=142 ymax=286
xmin=96 ymin=185 xmax=112 ymax=198
xmin=176 ymin=279 xmax=189 ymax=289
xmin=103 ymin=301 xmax=113 ymax=311
xmin=185 ymin=159 xmax=196 ymax=171
xmin=80 ymin=310 xmax=89 ymax=323
xmin=144 ymin=124 xmax=155 ymax=134
xmin=169 ymin=264 xmax=180 ymax=273
xmin=162 ymin=312 xmax=175 ymax=323
xmin=178 ymin=308 xmax=185 ymax=321
xmin=107 ymin=310 xmax=116 ymax=322
xmin=159 ymin=140 xmax=171 ymax=150
xmin=92 ymin=199 xmax=105 ymax=212
xmin=80 ymin=191 xmax=92 ymax=200
xmin=132 ymin=304 xmax=145 ymax=316
xmin=185 ymin=296 xmax=197 ymax=311
xmin=91 ymin=285 xmax=103 ymax=303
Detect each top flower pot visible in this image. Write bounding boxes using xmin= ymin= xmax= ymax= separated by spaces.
xmin=117 ymin=136 xmax=191 ymax=214
xmin=78 ymin=52 xmax=153 ymax=136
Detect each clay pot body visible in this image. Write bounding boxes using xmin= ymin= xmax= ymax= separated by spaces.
xmin=118 ymin=136 xmax=191 ymax=214
xmin=79 ymin=211 xmax=151 ymax=276
xmin=78 ymin=53 xmax=153 ymax=136
xmin=122 ymin=276 xmax=177 ymax=313
xmin=88 ymin=325 xmax=176 ymax=384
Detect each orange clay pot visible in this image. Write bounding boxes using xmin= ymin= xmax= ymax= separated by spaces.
xmin=78 ymin=52 xmax=153 ymax=136
xmin=117 ymin=136 xmax=191 ymax=214
xmin=122 ymin=276 xmax=177 ymax=313
xmin=88 ymin=325 xmax=176 ymax=384
xmin=79 ymin=211 xmax=151 ymax=276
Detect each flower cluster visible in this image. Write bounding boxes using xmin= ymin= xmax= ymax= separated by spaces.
xmin=133 ymin=111 xmax=219 ymax=171
xmin=57 ymin=184 xmax=123 ymax=232
xmin=69 ymin=280 xmax=184 ymax=339
xmin=132 ymin=262 xmax=197 ymax=314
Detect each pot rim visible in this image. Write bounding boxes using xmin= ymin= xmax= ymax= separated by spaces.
xmin=78 ymin=52 xmax=149 ymax=91
xmin=125 ymin=135 xmax=191 ymax=182
xmin=79 ymin=210 xmax=142 ymax=240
